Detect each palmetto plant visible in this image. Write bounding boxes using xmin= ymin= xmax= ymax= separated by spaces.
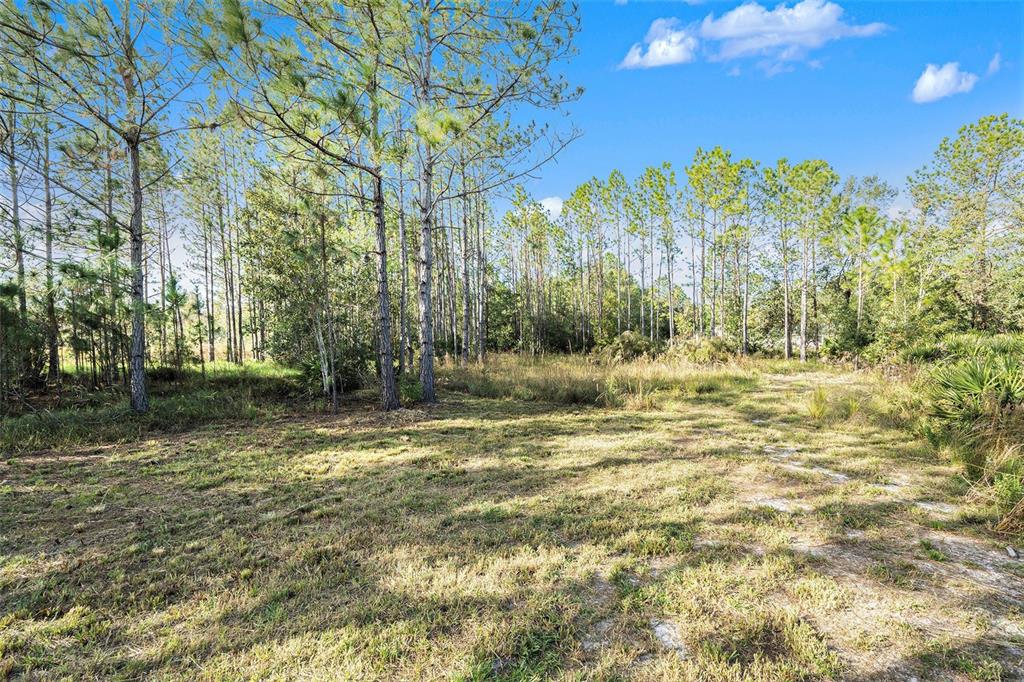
xmin=926 ymin=357 xmax=1024 ymax=479
xmin=928 ymin=357 xmax=1024 ymax=421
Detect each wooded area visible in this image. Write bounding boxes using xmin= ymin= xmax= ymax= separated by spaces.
xmin=1 ymin=0 xmax=1023 ymax=679
xmin=1 ymin=1 xmax=1018 ymax=416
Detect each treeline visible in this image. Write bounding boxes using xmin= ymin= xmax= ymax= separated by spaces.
xmin=495 ymin=114 xmax=1023 ymax=362
xmin=0 ymin=0 xmax=579 ymax=412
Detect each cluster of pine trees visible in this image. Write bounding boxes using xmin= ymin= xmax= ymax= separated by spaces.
xmin=0 ymin=1 xmax=1020 ymax=415
xmin=494 ymin=115 xmax=1023 ymax=361
xmin=0 ymin=0 xmax=579 ymax=412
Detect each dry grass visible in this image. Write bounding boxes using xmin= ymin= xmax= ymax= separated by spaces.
xmin=438 ymin=354 xmax=759 ymax=408
xmin=1 ymin=358 xmax=1020 ymax=680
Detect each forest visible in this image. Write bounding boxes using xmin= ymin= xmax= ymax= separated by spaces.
xmin=1 ymin=0 xmax=1023 ymax=679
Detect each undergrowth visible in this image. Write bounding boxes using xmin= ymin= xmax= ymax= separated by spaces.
xmin=1 ymin=363 xmax=307 ymax=454
xmin=438 ymin=354 xmax=759 ymax=408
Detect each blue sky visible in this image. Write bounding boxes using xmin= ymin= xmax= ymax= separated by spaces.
xmin=525 ymin=0 xmax=1024 ymax=215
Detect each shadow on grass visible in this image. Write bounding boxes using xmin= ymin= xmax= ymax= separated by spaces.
xmin=1 ymin=396 xmax=705 ymax=679
xmin=2 ymin=387 xmax=1018 ymax=680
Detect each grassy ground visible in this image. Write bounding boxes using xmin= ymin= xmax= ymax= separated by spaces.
xmin=2 ymin=359 xmax=1022 ymax=680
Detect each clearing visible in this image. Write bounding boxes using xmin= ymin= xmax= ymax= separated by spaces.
xmin=1 ymin=367 xmax=1022 ymax=680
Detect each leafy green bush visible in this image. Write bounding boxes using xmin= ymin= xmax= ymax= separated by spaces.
xmin=993 ymin=468 xmax=1024 ymax=517
xmin=923 ymin=357 xmax=1024 ymax=480
xmin=895 ymin=332 xmax=1024 ymax=365
xmin=398 ymin=375 xmax=423 ymax=404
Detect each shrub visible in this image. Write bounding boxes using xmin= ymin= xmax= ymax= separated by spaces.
xmin=836 ymin=394 xmax=862 ymax=421
xmin=893 ymin=332 xmax=1024 ymax=365
xmin=663 ymin=337 xmax=736 ymax=364
xmin=923 ymin=357 xmax=1024 ymax=529
xmin=1 ymin=364 xmax=306 ymax=455
xmin=596 ymin=331 xmax=657 ymax=363
xmin=398 ymin=375 xmax=423 ymax=404
xmin=807 ymin=386 xmax=829 ymax=423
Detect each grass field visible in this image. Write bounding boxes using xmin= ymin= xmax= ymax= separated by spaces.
xmin=2 ymin=359 xmax=1022 ymax=680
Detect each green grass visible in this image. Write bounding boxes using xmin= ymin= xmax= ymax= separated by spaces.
xmin=0 ymin=356 xmax=1019 ymax=680
xmin=0 ymin=363 xmax=307 ymax=454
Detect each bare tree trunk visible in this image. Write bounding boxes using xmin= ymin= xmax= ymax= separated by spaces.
xmin=638 ymin=229 xmax=645 ymax=336
xmin=698 ymin=212 xmax=706 ymax=337
xmin=202 ymin=204 xmax=216 ymax=361
xmin=397 ymin=156 xmax=409 ymax=375
xmin=667 ymin=249 xmax=674 ymax=342
xmin=235 ymin=223 xmax=245 ymax=363
xmin=447 ymin=199 xmax=458 ymax=356
xmin=799 ymin=231 xmax=808 ymax=362
xmin=811 ymin=237 xmax=819 ymax=354
xmin=626 ymin=229 xmax=632 ymax=330
xmin=782 ymin=225 xmax=792 ymax=360
xmin=369 ymin=174 xmax=399 ymax=409
xmin=127 ymin=139 xmax=148 ymax=413
xmin=475 ymin=185 xmax=486 ymax=362
xmin=650 ymin=222 xmax=656 ymax=342
xmin=460 ymin=174 xmax=471 ymax=365
xmin=158 ymin=192 xmax=168 ymax=363
xmin=416 ymin=20 xmax=437 ymax=402
xmin=4 ymin=103 xmax=29 ymax=387
xmin=43 ymin=126 xmax=59 ymax=383
xmin=615 ymin=207 xmax=622 ymax=335
xmin=217 ymin=194 xmax=234 ymax=364
xmin=5 ymin=105 xmax=26 ymax=323
xmin=742 ymin=233 xmax=751 ymax=355
xmin=856 ymin=257 xmax=864 ymax=332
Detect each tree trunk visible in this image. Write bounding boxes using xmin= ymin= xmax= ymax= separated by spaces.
xmin=416 ymin=21 xmax=437 ymax=402
xmin=799 ymin=232 xmax=808 ymax=362
xmin=370 ymin=174 xmax=400 ymax=409
xmin=218 ymin=195 xmax=234 ymax=364
xmin=127 ymin=139 xmax=149 ymax=413
xmin=397 ymin=156 xmax=409 ymax=374
xmin=460 ymin=178 xmax=471 ymax=365
xmin=782 ymin=226 xmax=792 ymax=360
xmin=5 ymin=105 xmax=26 ymax=322
xmin=742 ymin=233 xmax=751 ymax=355
xmin=475 ymin=185 xmax=486 ymax=362
xmin=615 ymin=207 xmax=622 ymax=335
xmin=43 ymin=126 xmax=59 ymax=382
xmin=856 ymin=257 xmax=864 ymax=332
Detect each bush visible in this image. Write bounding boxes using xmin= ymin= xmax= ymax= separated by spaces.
xmin=923 ymin=356 xmax=1024 ymax=483
xmin=1 ymin=363 xmax=306 ymax=454
xmin=891 ymin=332 xmax=1024 ymax=365
xmin=596 ymin=331 xmax=657 ymax=363
xmin=398 ymin=375 xmax=423 ymax=404
xmin=663 ymin=337 xmax=736 ymax=364
xmin=807 ymin=386 xmax=829 ymax=423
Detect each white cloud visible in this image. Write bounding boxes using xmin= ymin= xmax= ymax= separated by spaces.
xmin=911 ymin=62 xmax=978 ymax=103
xmin=699 ymin=0 xmax=886 ymax=71
xmin=539 ymin=196 xmax=564 ymax=218
xmin=987 ymin=52 xmax=1002 ymax=76
xmin=618 ymin=0 xmax=885 ymax=73
xmin=619 ymin=18 xmax=699 ymax=70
